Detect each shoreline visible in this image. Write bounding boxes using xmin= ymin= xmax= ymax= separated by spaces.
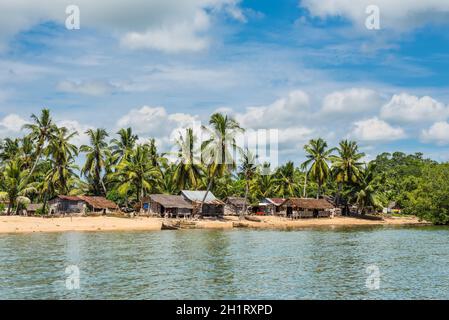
xmin=0 ymin=215 xmax=431 ymax=234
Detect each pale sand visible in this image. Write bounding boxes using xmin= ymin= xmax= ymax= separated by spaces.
xmin=0 ymin=216 xmax=163 ymax=234
xmin=0 ymin=214 xmax=429 ymax=234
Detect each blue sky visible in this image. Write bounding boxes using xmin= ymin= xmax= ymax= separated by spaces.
xmin=1 ymin=0 xmax=449 ymax=164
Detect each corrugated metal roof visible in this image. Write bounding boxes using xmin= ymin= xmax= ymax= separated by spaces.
xmin=265 ymin=198 xmax=287 ymax=206
xmin=181 ymin=190 xmax=224 ymax=205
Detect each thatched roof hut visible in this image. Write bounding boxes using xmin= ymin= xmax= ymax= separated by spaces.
xmin=284 ymin=198 xmax=334 ymax=210
xmin=48 ymin=195 xmax=118 ymax=214
xmin=225 ymin=197 xmax=249 ymax=214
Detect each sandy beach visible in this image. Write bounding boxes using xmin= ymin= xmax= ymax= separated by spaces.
xmin=0 ymin=214 xmax=429 ymax=234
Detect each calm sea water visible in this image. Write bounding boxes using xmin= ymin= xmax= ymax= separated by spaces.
xmin=1 ymin=226 xmax=449 ymax=299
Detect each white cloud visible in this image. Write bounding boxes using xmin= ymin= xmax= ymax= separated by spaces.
xmin=56 ymin=119 xmax=92 ymax=146
xmin=421 ymin=121 xmax=449 ymax=145
xmin=301 ymin=0 xmax=449 ymax=30
xmin=0 ymin=0 xmax=245 ymax=52
xmin=117 ymin=106 xmax=199 ymax=147
xmin=236 ymin=90 xmax=310 ymax=129
xmin=380 ymin=93 xmax=448 ymax=123
xmin=352 ymin=117 xmax=405 ymax=141
xmin=117 ymin=64 xmax=236 ymax=92
xmin=322 ymin=88 xmax=382 ymax=113
xmin=0 ymin=114 xmax=27 ymax=136
xmin=121 ymin=10 xmax=210 ymax=52
xmin=57 ymin=80 xmax=115 ymax=96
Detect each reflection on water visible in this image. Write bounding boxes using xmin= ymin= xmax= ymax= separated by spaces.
xmin=0 ymin=226 xmax=449 ymax=299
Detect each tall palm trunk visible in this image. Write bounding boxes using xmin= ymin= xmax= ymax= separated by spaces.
xmin=241 ymin=180 xmax=249 ymax=220
xmin=7 ymin=200 xmax=12 ymax=215
xmin=337 ymin=182 xmax=342 ymax=206
xmin=42 ymin=193 xmax=48 ymax=216
xmin=303 ymin=173 xmax=307 ymax=197
xmin=26 ymin=142 xmax=43 ymax=183
xmin=200 ymin=169 xmax=217 ymax=216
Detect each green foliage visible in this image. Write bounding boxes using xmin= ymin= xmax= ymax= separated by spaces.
xmin=35 ymin=206 xmax=48 ymax=216
xmin=1 ymin=108 xmax=448 ymax=224
xmin=402 ymin=163 xmax=449 ymax=224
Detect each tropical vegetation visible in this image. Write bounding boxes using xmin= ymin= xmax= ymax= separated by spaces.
xmin=0 ymin=108 xmax=448 ymax=224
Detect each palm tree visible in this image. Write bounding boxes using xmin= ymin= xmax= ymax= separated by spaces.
xmin=20 ymin=136 xmax=34 ymax=170
xmin=114 ymin=145 xmax=162 ymax=205
xmin=238 ymin=148 xmax=257 ymax=218
xmin=0 ymin=159 xmax=36 ymax=215
xmin=45 ymin=127 xmax=79 ymax=195
xmin=110 ymin=127 xmax=138 ymax=164
xmin=331 ymin=140 xmax=365 ymax=208
xmin=80 ymin=128 xmax=109 ymax=195
xmin=200 ymin=113 xmax=244 ymax=215
xmin=274 ymin=161 xmax=300 ymax=198
xmin=354 ymin=163 xmax=384 ymax=214
xmin=0 ymin=138 xmax=20 ymax=162
xmin=173 ymin=128 xmax=204 ymax=190
xmin=22 ymin=109 xmax=57 ymax=179
xmin=302 ymin=138 xmax=334 ymax=198
xmin=253 ymin=162 xmax=277 ymax=199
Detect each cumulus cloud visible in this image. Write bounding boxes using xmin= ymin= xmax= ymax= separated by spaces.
xmin=57 ymin=80 xmax=115 ymax=96
xmin=421 ymin=121 xmax=449 ymax=145
xmin=380 ymin=93 xmax=448 ymax=123
xmin=301 ymin=0 xmax=449 ymax=31
xmin=117 ymin=106 xmax=199 ymax=147
xmin=0 ymin=114 xmax=27 ymax=137
xmin=322 ymin=88 xmax=382 ymax=114
xmin=55 ymin=119 xmax=92 ymax=146
xmin=121 ymin=10 xmax=210 ymax=52
xmin=0 ymin=0 xmax=245 ymax=52
xmin=351 ymin=117 xmax=405 ymax=141
xmin=236 ymin=90 xmax=310 ymax=129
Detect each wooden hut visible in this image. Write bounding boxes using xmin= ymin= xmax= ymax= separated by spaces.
xmin=145 ymin=194 xmax=193 ymax=218
xmin=224 ymin=197 xmax=249 ymax=215
xmin=181 ymin=190 xmax=224 ymax=216
xmin=256 ymin=198 xmax=287 ymax=216
xmin=25 ymin=203 xmax=43 ymax=215
xmin=284 ymin=198 xmax=334 ymax=218
xmin=48 ymin=195 xmax=118 ymax=215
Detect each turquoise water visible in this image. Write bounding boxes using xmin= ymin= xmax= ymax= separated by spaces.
xmin=1 ymin=226 xmax=449 ymax=299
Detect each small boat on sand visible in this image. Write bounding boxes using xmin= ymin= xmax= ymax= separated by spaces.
xmin=161 ymin=220 xmax=198 ymax=230
xmin=161 ymin=221 xmax=180 ymax=230
xmin=233 ymin=222 xmax=250 ymax=228
xmin=244 ymin=216 xmax=261 ymax=222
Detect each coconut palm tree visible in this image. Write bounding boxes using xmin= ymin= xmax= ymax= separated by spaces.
xmin=354 ymin=163 xmax=384 ymax=214
xmin=80 ymin=128 xmax=109 ymax=195
xmin=238 ymin=148 xmax=258 ymax=218
xmin=274 ymin=161 xmax=300 ymax=198
xmin=331 ymin=140 xmax=365 ymax=207
xmin=45 ymin=127 xmax=79 ymax=195
xmin=302 ymin=138 xmax=335 ymax=198
xmin=22 ymin=108 xmax=57 ymax=179
xmin=114 ymin=145 xmax=162 ymax=205
xmin=173 ymin=128 xmax=204 ymax=190
xmin=0 ymin=138 xmax=20 ymax=162
xmin=0 ymin=159 xmax=36 ymax=215
xmin=253 ymin=162 xmax=277 ymax=199
xmin=200 ymin=113 xmax=244 ymax=215
xmin=110 ymin=127 xmax=138 ymax=164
